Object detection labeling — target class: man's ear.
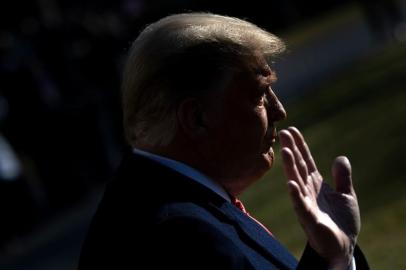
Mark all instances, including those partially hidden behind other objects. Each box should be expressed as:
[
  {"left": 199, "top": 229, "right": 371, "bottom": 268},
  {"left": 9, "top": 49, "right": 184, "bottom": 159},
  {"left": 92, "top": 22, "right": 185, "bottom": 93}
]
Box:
[{"left": 177, "top": 98, "right": 207, "bottom": 139}]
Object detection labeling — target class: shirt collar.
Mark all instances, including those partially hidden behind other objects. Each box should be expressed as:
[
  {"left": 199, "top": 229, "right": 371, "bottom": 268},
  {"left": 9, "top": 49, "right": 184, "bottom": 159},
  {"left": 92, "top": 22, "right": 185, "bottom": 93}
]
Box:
[{"left": 133, "top": 148, "right": 231, "bottom": 202}]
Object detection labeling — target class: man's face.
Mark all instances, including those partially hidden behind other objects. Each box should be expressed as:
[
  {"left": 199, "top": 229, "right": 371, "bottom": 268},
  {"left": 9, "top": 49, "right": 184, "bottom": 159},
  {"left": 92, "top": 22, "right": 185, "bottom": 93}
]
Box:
[{"left": 203, "top": 56, "right": 286, "bottom": 195}]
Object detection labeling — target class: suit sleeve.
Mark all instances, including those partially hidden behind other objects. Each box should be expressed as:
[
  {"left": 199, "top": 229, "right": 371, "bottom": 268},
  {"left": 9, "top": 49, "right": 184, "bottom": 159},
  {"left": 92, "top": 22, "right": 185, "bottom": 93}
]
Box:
[
  {"left": 150, "top": 216, "right": 255, "bottom": 270},
  {"left": 297, "top": 243, "right": 369, "bottom": 270}
]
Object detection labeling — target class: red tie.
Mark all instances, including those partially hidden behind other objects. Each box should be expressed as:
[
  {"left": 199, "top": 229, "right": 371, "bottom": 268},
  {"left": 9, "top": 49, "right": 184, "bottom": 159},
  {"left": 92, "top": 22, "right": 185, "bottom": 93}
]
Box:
[{"left": 231, "top": 197, "right": 273, "bottom": 236}]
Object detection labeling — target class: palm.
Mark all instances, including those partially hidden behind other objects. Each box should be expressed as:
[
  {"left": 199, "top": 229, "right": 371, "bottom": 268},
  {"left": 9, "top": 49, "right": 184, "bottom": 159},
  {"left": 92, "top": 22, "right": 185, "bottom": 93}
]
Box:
[{"left": 279, "top": 127, "right": 360, "bottom": 267}]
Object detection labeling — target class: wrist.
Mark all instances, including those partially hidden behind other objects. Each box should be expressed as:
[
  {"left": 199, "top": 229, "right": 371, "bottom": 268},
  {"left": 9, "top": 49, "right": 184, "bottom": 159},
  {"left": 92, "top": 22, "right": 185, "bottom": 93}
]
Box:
[
  {"left": 328, "top": 254, "right": 353, "bottom": 270},
  {"left": 328, "top": 235, "right": 357, "bottom": 270}
]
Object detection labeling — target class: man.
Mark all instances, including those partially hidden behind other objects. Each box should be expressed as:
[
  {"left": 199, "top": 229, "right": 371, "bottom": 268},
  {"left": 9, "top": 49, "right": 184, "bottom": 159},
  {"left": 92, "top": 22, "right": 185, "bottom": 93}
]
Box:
[{"left": 78, "top": 13, "right": 369, "bottom": 269}]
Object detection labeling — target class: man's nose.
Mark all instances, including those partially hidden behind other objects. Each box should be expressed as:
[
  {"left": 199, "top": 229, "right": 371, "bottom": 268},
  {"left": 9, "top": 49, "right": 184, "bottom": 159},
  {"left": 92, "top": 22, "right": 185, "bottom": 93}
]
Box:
[{"left": 267, "top": 88, "right": 287, "bottom": 121}]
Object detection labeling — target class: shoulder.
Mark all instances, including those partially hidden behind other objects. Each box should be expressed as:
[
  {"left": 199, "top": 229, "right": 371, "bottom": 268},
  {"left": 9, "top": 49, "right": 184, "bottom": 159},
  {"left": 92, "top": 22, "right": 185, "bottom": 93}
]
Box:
[{"left": 79, "top": 201, "right": 253, "bottom": 270}]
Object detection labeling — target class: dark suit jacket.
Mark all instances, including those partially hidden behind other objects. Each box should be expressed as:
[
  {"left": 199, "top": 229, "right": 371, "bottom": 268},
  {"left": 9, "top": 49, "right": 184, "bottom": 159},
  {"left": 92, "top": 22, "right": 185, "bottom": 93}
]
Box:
[{"left": 78, "top": 152, "right": 369, "bottom": 269}]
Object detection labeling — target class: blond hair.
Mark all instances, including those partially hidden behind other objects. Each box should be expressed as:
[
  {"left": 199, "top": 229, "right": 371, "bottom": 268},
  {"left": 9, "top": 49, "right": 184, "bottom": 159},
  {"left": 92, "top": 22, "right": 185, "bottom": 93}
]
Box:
[{"left": 122, "top": 13, "right": 285, "bottom": 146}]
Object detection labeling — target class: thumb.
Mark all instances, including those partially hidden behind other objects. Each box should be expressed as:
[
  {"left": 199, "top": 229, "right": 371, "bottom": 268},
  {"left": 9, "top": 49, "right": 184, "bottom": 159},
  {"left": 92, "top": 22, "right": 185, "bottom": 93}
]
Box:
[{"left": 332, "top": 156, "right": 353, "bottom": 194}]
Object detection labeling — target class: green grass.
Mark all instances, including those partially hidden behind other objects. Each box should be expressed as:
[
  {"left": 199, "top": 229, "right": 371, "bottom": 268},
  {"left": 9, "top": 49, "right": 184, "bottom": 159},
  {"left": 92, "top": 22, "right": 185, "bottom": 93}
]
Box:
[{"left": 241, "top": 43, "right": 406, "bottom": 269}]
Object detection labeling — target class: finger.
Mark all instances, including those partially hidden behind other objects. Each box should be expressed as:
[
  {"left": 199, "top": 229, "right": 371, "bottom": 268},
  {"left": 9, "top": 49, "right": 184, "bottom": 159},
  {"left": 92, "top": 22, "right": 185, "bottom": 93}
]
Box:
[
  {"left": 288, "top": 127, "right": 318, "bottom": 173},
  {"left": 332, "top": 156, "right": 353, "bottom": 195},
  {"left": 279, "top": 129, "right": 309, "bottom": 182},
  {"left": 280, "top": 147, "right": 307, "bottom": 196},
  {"left": 287, "top": 181, "right": 312, "bottom": 224}
]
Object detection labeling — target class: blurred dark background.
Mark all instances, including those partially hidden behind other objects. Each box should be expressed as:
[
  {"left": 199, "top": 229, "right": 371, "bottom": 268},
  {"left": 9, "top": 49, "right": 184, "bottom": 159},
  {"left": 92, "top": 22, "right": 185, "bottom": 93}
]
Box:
[{"left": 1, "top": 0, "right": 405, "bottom": 269}]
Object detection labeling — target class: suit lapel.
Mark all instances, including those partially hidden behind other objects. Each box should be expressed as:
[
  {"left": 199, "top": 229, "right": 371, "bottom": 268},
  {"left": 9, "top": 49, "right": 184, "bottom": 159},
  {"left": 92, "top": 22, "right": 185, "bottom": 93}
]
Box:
[{"left": 211, "top": 202, "right": 298, "bottom": 270}]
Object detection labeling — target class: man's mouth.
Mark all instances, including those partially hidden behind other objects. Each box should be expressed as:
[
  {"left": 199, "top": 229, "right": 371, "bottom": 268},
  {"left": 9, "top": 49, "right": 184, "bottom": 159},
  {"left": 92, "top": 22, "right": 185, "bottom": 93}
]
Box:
[
  {"left": 263, "top": 127, "right": 277, "bottom": 152},
  {"left": 269, "top": 126, "right": 278, "bottom": 143}
]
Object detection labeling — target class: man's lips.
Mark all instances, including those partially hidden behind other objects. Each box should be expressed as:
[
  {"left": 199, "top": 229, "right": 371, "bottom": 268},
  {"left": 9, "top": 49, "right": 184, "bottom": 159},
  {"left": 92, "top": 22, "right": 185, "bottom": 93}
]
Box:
[{"left": 263, "top": 127, "right": 277, "bottom": 152}]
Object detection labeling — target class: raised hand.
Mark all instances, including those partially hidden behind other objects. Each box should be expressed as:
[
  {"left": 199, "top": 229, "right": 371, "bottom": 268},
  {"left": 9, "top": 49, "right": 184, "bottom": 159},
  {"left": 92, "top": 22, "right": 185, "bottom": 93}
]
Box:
[{"left": 279, "top": 127, "right": 361, "bottom": 269}]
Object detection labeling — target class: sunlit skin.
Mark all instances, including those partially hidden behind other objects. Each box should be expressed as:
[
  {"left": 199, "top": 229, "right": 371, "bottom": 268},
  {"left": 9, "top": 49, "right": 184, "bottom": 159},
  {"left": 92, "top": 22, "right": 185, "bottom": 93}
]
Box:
[{"left": 279, "top": 127, "right": 360, "bottom": 269}]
